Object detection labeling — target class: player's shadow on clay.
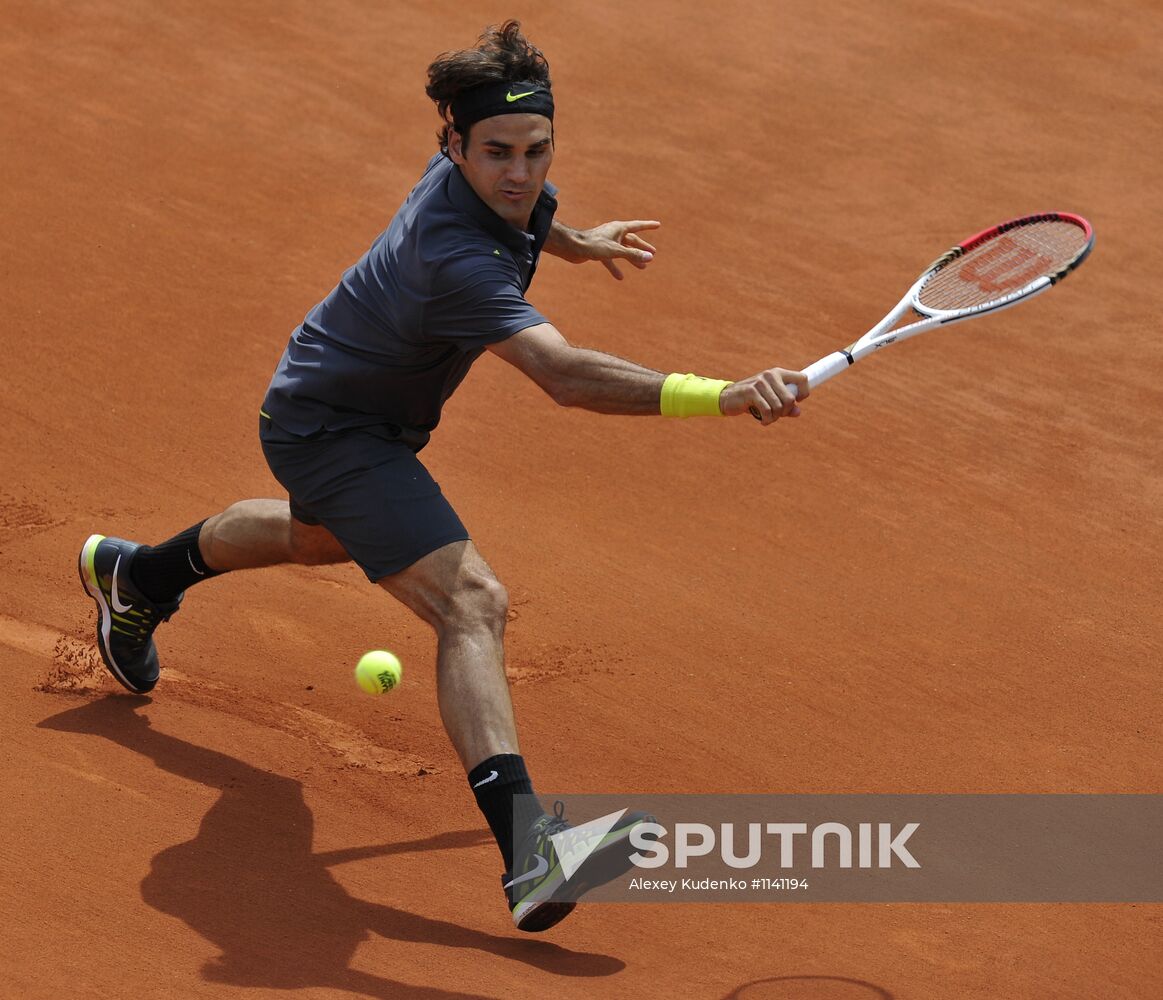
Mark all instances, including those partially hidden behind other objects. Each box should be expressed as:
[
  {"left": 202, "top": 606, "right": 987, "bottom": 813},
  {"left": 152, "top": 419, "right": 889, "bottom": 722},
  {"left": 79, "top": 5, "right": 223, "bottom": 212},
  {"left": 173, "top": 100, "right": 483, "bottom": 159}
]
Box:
[{"left": 39, "top": 697, "right": 624, "bottom": 1000}]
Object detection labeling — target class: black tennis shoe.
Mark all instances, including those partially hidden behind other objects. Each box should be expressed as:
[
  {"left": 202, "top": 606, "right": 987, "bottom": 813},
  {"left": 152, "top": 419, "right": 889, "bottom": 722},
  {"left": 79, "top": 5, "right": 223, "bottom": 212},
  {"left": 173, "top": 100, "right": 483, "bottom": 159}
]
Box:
[
  {"left": 502, "top": 800, "right": 655, "bottom": 932},
  {"left": 78, "top": 534, "right": 182, "bottom": 694}
]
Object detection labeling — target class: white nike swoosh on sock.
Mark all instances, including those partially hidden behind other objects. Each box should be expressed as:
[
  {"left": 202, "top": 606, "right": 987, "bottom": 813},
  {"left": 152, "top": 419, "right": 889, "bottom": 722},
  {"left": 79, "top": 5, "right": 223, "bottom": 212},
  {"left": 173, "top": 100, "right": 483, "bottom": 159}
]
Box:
[
  {"left": 472, "top": 769, "right": 500, "bottom": 789},
  {"left": 187, "top": 550, "right": 205, "bottom": 576}
]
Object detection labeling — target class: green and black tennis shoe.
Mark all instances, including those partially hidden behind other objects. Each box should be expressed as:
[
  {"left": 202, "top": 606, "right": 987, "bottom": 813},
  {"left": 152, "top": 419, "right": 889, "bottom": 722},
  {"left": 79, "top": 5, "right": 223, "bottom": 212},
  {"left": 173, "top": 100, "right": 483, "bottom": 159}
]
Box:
[
  {"left": 503, "top": 800, "right": 655, "bottom": 932},
  {"left": 78, "top": 534, "right": 182, "bottom": 694}
]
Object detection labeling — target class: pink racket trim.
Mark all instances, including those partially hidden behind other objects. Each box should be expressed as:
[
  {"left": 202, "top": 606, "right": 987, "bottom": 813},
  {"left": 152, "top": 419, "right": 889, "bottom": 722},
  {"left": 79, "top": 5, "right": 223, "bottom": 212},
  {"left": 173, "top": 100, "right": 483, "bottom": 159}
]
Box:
[
  {"left": 920, "top": 213, "right": 1095, "bottom": 291},
  {"left": 958, "top": 212, "right": 1093, "bottom": 253}
]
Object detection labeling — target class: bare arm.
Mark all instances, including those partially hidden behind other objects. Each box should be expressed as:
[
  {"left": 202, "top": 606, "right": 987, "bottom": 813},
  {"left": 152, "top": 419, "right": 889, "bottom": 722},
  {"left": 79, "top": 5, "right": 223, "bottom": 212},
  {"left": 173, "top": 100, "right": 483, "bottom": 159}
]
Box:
[
  {"left": 544, "top": 219, "right": 660, "bottom": 280},
  {"left": 488, "top": 323, "right": 666, "bottom": 413},
  {"left": 487, "top": 323, "right": 809, "bottom": 423}
]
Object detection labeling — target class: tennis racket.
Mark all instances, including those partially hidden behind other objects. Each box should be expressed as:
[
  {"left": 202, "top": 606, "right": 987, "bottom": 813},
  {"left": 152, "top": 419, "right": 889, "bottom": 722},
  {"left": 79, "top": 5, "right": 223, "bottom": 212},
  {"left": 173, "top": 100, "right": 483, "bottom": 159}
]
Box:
[{"left": 755, "top": 212, "right": 1094, "bottom": 414}]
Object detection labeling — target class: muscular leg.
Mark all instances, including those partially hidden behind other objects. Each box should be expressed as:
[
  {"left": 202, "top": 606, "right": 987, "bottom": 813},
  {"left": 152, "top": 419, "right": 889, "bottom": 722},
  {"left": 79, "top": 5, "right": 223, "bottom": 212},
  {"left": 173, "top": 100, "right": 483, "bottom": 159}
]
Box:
[
  {"left": 377, "top": 540, "right": 516, "bottom": 771},
  {"left": 201, "top": 507, "right": 517, "bottom": 768},
  {"left": 198, "top": 499, "right": 349, "bottom": 571}
]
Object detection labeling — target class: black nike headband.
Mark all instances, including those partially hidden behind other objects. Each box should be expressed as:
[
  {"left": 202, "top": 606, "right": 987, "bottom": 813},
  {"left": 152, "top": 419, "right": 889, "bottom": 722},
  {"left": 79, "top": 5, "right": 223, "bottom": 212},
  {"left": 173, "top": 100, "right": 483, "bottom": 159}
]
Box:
[{"left": 450, "top": 81, "right": 554, "bottom": 131}]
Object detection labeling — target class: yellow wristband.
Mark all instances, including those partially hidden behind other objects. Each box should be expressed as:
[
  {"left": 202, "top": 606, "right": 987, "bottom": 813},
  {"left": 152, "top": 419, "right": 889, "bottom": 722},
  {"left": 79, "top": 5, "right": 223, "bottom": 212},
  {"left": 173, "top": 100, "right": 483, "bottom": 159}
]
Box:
[{"left": 660, "top": 373, "right": 732, "bottom": 417}]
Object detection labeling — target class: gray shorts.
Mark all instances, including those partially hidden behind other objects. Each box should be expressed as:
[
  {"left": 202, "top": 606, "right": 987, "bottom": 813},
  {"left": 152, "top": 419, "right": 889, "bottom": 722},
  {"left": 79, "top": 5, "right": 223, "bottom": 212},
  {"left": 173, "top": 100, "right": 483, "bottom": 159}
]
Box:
[{"left": 259, "top": 415, "right": 469, "bottom": 581}]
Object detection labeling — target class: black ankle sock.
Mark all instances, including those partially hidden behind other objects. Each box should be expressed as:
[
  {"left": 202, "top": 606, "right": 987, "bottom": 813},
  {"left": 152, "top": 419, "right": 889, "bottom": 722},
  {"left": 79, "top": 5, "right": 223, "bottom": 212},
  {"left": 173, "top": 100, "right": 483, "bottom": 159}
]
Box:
[
  {"left": 468, "top": 754, "right": 542, "bottom": 871},
  {"left": 130, "top": 521, "right": 222, "bottom": 603}
]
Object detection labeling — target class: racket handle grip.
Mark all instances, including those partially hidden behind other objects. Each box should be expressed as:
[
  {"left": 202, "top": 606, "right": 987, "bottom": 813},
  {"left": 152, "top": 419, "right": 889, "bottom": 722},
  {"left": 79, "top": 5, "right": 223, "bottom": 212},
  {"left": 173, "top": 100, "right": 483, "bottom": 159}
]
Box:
[
  {"left": 748, "top": 351, "right": 852, "bottom": 419},
  {"left": 801, "top": 351, "right": 853, "bottom": 389}
]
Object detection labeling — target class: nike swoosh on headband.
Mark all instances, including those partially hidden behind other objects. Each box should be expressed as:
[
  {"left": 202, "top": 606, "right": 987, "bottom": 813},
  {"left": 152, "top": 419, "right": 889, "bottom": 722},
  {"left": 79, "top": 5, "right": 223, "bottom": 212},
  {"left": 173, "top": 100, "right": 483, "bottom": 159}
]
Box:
[{"left": 505, "top": 89, "right": 537, "bottom": 102}]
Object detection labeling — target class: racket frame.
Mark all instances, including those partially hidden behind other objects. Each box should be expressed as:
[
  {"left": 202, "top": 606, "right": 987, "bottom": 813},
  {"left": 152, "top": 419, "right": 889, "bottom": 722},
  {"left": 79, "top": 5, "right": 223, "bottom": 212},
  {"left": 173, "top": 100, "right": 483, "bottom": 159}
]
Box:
[{"left": 792, "top": 212, "right": 1094, "bottom": 396}]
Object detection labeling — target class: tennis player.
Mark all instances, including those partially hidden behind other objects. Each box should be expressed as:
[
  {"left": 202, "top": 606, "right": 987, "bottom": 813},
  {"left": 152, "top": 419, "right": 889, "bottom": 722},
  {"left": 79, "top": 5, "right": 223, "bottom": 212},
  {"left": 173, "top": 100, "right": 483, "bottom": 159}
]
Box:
[{"left": 78, "top": 20, "right": 808, "bottom": 932}]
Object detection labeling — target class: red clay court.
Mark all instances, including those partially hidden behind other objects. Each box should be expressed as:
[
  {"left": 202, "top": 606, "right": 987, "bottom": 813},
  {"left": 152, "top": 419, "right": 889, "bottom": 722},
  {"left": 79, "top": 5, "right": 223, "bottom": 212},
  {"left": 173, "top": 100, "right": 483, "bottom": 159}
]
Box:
[{"left": 2, "top": 2, "right": 1159, "bottom": 998}]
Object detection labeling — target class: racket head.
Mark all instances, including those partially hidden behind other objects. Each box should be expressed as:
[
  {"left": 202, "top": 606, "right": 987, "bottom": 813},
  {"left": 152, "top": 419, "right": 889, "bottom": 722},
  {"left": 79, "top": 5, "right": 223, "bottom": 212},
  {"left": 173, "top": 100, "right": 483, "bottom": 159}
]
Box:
[{"left": 913, "top": 213, "right": 1094, "bottom": 317}]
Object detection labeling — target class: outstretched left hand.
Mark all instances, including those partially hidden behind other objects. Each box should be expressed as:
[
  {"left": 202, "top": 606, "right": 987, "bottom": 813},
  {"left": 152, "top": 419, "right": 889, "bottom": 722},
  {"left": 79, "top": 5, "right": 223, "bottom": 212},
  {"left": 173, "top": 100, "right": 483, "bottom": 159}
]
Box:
[{"left": 550, "top": 220, "right": 660, "bottom": 280}]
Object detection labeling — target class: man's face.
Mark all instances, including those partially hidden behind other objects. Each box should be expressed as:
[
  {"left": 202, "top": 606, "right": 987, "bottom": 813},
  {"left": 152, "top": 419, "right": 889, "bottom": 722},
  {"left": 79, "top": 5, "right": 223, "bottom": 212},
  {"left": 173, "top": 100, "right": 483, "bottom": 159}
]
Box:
[{"left": 448, "top": 113, "right": 554, "bottom": 230}]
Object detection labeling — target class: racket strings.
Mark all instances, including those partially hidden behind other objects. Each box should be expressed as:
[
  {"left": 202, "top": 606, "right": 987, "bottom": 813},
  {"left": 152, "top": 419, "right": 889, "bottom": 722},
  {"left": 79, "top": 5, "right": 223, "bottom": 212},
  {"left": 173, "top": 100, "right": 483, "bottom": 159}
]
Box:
[{"left": 917, "top": 220, "right": 1089, "bottom": 312}]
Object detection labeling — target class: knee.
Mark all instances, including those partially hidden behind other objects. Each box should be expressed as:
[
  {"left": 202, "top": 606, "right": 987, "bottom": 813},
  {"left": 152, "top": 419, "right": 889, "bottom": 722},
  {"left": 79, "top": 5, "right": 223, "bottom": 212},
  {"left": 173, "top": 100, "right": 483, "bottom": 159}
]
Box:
[{"left": 440, "top": 570, "right": 509, "bottom": 635}]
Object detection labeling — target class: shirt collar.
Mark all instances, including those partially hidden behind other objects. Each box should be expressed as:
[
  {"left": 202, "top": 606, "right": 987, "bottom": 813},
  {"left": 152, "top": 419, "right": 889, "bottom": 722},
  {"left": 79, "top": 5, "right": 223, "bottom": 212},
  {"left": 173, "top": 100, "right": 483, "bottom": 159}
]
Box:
[{"left": 446, "top": 159, "right": 558, "bottom": 258}]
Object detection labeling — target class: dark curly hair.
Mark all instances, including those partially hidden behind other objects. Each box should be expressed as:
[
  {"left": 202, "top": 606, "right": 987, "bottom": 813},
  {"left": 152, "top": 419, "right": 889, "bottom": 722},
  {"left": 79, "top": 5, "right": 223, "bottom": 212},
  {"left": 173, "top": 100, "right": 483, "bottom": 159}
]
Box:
[{"left": 425, "top": 20, "right": 552, "bottom": 152}]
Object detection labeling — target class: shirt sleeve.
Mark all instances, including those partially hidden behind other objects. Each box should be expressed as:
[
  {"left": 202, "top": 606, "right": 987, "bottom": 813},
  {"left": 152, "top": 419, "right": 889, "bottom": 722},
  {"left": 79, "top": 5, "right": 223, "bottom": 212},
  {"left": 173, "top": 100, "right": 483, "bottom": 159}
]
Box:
[{"left": 423, "top": 249, "right": 548, "bottom": 352}]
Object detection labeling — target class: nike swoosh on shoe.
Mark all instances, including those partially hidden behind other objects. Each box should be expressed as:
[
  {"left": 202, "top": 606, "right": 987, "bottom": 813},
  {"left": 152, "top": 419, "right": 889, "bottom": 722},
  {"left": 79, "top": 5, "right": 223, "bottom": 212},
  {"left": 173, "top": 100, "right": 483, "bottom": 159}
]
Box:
[{"left": 110, "top": 554, "right": 134, "bottom": 613}]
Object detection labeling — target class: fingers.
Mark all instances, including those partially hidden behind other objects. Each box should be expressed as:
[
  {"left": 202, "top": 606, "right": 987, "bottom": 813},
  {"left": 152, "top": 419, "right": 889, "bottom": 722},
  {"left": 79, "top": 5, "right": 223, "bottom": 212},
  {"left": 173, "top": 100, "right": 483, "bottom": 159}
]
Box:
[
  {"left": 736, "top": 370, "right": 806, "bottom": 426},
  {"left": 598, "top": 225, "right": 653, "bottom": 278},
  {"left": 623, "top": 232, "right": 657, "bottom": 260},
  {"left": 621, "top": 220, "right": 661, "bottom": 235},
  {"left": 783, "top": 369, "right": 810, "bottom": 401},
  {"left": 747, "top": 396, "right": 795, "bottom": 426},
  {"left": 754, "top": 393, "right": 799, "bottom": 424},
  {"left": 735, "top": 384, "right": 786, "bottom": 426},
  {"left": 614, "top": 231, "right": 654, "bottom": 270},
  {"left": 763, "top": 369, "right": 801, "bottom": 418},
  {"left": 596, "top": 221, "right": 659, "bottom": 272},
  {"left": 623, "top": 229, "right": 658, "bottom": 253}
]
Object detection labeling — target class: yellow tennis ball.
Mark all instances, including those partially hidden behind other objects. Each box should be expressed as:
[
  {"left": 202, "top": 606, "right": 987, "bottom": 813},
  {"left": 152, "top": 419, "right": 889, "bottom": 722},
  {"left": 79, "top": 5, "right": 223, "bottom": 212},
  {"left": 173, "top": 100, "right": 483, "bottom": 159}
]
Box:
[{"left": 354, "top": 650, "right": 402, "bottom": 695}]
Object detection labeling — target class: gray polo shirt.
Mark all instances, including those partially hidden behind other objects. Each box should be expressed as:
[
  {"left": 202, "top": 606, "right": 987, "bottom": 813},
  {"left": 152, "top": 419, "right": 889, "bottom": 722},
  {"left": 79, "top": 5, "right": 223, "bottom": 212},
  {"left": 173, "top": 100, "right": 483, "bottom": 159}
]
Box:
[{"left": 263, "top": 153, "right": 558, "bottom": 450}]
